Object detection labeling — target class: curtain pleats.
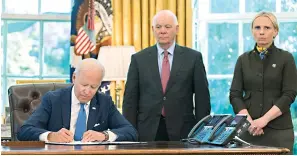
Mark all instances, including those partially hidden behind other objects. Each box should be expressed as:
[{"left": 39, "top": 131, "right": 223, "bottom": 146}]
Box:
[{"left": 112, "top": 0, "right": 192, "bottom": 51}]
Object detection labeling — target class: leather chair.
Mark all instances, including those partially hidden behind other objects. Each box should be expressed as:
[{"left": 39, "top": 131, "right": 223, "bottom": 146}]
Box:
[{"left": 8, "top": 83, "right": 71, "bottom": 141}]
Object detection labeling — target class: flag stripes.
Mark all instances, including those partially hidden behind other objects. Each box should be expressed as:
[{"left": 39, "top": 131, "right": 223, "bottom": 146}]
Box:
[{"left": 75, "top": 27, "right": 96, "bottom": 55}]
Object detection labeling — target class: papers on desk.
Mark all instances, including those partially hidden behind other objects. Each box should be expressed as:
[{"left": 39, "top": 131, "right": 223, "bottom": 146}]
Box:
[{"left": 45, "top": 141, "right": 146, "bottom": 145}]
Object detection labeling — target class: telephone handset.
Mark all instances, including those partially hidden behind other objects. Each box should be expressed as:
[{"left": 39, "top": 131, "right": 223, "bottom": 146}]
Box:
[
  {"left": 208, "top": 115, "right": 233, "bottom": 142},
  {"left": 187, "top": 114, "right": 232, "bottom": 143},
  {"left": 186, "top": 114, "right": 250, "bottom": 146},
  {"left": 207, "top": 114, "right": 250, "bottom": 145},
  {"left": 187, "top": 115, "right": 212, "bottom": 138}
]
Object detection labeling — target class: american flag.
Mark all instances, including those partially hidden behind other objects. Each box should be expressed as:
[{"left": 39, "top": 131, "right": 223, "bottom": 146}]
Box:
[
  {"left": 70, "top": 0, "right": 113, "bottom": 82},
  {"left": 74, "top": 0, "right": 96, "bottom": 55},
  {"left": 74, "top": 25, "right": 96, "bottom": 55}
]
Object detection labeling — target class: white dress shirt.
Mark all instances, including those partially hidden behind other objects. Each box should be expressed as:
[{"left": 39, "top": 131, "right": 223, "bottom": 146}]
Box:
[
  {"left": 39, "top": 87, "right": 117, "bottom": 142},
  {"left": 157, "top": 41, "right": 175, "bottom": 75}
]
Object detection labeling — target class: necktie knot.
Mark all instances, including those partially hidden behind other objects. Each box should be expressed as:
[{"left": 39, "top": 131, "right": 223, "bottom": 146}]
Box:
[
  {"left": 163, "top": 51, "right": 169, "bottom": 63},
  {"left": 80, "top": 103, "right": 85, "bottom": 110},
  {"left": 164, "top": 50, "right": 168, "bottom": 57}
]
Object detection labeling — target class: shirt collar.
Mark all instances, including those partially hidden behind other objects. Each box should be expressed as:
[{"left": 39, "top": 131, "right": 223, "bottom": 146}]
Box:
[
  {"left": 71, "top": 86, "right": 90, "bottom": 105},
  {"left": 157, "top": 41, "right": 176, "bottom": 56}
]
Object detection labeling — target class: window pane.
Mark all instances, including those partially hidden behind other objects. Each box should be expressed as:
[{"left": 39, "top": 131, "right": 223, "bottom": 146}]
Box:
[
  {"left": 6, "top": 21, "right": 40, "bottom": 76},
  {"left": 4, "top": 0, "right": 38, "bottom": 14},
  {"left": 193, "top": 22, "right": 199, "bottom": 50},
  {"left": 208, "top": 23, "right": 238, "bottom": 74},
  {"left": 1, "top": 21, "right": 4, "bottom": 43},
  {"left": 1, "top": 21, "right": 4, "bottom": 60},
  {"left": 278, "top": 22, "right": 297, "bottom": 65},
  {"left": 1, "top": 21, "right": 4, "bottom": 115},
  {"left": 43, "top": 22, "right": 71, "bottom": 76},
  {"left": 291, "top": 101, "right": 297, "bottom": 131},
  {"left": 209, "top": 79, "right": 234, "bottom": 114},
  {"left": 243, "top": 23, "right": 255, "bottom": 52},
  {"left": 41, "top": 0, "right": 72, "bottom": 14},
  {"left": 0, "top": 77, "right": 3, "bottom": 112},
  {"left": 292, "top": 101, "right": 297, "bottom": 154},
  {"left": 292, "top": 101, "right": 297, "bottom": 155},
  {"left": 246, "top": 0, "right": 276, "bottom": 12},
  {"left": 210, "top": 0, "right": 239, "bottom": 13},
  {"left": 281, "top": 0, "right": 297, "bottom": 12}
]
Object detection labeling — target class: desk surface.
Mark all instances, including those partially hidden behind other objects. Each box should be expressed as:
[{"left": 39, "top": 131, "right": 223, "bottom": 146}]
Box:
[{"left": 1, "top": 141, "right": 289, "bottom": 155}]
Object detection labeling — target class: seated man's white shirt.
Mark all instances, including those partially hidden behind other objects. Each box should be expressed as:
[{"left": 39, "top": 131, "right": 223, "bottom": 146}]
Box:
[{"left": 39, "top": 87, "right": 117, "bottom": 141}]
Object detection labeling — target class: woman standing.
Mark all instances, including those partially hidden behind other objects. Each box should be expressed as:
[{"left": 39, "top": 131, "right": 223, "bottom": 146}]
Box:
[{"left": 229, "top": 12, "right": 297, "bottom": 154}]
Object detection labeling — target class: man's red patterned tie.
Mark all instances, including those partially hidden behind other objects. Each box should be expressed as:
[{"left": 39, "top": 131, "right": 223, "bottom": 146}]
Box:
[{"left": 161, "top": 50, "right": 170, "bottom": 116}]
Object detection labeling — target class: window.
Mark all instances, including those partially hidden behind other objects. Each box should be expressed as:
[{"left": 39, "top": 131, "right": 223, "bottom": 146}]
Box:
[
  {"left": 1, "top": 0, "right": 72, "bottom": 114},
  {"left": 193, "top": 0, "right": 297, "bottom": 152}
]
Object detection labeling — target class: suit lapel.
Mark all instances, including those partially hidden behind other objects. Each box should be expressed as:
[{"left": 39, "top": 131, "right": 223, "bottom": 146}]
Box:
[
  {"left": 149, "top": 45, "right": 163, "bottom": 93},
  {"left": 61, "top": 86, "right": 72, "bottom": 129},
  {"left": 166, "top": 44, "right": 184, "bottom": 93},
  {"left": 87, "top": 96, "right": 100, "bottom": 130}
]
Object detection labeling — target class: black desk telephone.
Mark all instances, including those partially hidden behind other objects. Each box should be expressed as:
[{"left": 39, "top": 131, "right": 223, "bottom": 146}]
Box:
[{"left": 187, "top": 114, "right": 250, "bottom": 146}]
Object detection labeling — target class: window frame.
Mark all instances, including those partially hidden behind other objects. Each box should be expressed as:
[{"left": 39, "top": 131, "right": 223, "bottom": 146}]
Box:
[
  {"left": 194, "top": 0, "right": 297, "bottom": 79},
  {"left": 1, "top": 0, "right": 72, "bottom": 114}
]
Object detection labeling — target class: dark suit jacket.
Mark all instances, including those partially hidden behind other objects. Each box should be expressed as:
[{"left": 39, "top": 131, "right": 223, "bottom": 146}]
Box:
[
  {"left": 17, "top": 86, "right": 137, "bottom": 141},
  {"left": 230, "top": 43, "right": 297, "bottom": 129},
  {"left": 123, "top": 44, "right": 210, "bottom": 141}
]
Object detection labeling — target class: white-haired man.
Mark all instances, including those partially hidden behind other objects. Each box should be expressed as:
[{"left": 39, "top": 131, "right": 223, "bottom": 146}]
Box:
[
  {"left": 123, "top": 10, "right": 210, "bottom": 141},
  {"left": 18, "top": 58, "right": 137, "bottom": 142}
]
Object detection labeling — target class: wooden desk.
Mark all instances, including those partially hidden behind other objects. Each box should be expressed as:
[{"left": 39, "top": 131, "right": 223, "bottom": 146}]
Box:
[{"left": 1, "top": 141, "right": 289, "bottom": 155}]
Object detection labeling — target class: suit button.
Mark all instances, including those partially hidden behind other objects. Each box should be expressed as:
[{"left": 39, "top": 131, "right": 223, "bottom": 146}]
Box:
[
  {"left": 259, "top": 89, "right": 263, "bottom": 92},
  {"left": 259, "top": 103, "right": 263, "bottom": 107},
  {"left": 163, "top": 97, "right": 166, "bottom": 100}
]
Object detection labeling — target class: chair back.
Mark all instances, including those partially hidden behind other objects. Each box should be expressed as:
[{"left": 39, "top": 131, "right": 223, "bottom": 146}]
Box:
[{"left": 8, "top": 83, "right": 71, "bottom": 140}]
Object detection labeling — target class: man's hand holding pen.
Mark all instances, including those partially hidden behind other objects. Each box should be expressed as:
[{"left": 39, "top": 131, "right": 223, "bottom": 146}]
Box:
[
  {"left": 47, "top": 128, "right": 107, "bottom": 143},
  {"left": 48, "top": 128, "right": 74, "bottom": 143}
]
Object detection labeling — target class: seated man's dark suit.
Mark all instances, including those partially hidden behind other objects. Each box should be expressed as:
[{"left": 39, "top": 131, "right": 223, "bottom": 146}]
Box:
[{"left": 17, "top": 85, "right": 137, "bottom": 141}]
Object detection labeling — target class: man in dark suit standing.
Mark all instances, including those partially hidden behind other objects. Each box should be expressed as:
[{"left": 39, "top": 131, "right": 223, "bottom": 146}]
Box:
[
  {"left": 123, "top": 10, "right": 210, "bottom": 141},
  {"left": 18, "top": 58, "right": 137, "bottom": 142}
]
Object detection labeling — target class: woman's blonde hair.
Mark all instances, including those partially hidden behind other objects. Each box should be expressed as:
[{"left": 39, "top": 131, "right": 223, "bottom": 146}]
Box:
[{"left": 251, "top": 12, "right": 279, "bottom": 32}]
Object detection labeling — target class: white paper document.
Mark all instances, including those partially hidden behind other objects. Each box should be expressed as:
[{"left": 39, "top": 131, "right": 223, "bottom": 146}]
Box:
[{"left": 45, "top": 141, "right": 146, "bottom": 145}]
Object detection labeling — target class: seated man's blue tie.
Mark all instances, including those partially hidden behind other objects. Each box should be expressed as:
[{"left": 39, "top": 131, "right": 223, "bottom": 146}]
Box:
[{"left": 74, "top": 103, "right": 87, "bottom": 141}]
